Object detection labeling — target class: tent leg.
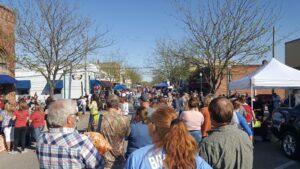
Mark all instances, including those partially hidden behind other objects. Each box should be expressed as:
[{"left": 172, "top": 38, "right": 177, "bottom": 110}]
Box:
[
  {"left": 289, "top": 89, "right": 291, "bottom": 108},
  {"left": 251, "top": 85, "right": 254, "bottom": 109}
]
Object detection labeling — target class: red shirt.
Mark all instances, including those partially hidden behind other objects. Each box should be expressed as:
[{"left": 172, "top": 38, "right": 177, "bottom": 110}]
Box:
[
  {"left": 0, "top": 99, "right": 4, "bottom": 109},
  {"left": 243, "top": 105, "right": 253, "bottom": 124},
  {"left": 30, "top": 111, "right": 45, "bottom": 128},
  {"left": 14, "top": 110, "right": 29, "bottom": 128}
]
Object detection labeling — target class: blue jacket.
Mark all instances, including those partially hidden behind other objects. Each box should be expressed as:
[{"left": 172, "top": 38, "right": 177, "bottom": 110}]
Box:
[
  {"left": 126, "top": 122, "right": 152, "bottom": 158},
  {"left": 236, "top": 112, "right": 253, "bottom": 136}
]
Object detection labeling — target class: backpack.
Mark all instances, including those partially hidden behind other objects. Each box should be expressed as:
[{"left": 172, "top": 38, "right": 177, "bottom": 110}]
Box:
[{"left": 243, "top": 105, "right": 253, "bottom": 124}]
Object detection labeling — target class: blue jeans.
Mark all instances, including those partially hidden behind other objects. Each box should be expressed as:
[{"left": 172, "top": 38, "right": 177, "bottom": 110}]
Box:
[
  {"left": 34, "top": 126, "right": 44, "bottom": 141},
  {"left": 189, "top": 130, "right": 202, "bottom": 146}
]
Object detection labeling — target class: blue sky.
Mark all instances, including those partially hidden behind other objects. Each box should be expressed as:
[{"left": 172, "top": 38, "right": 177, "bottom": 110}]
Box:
[
  {"left": 76, "top": 0, "right": 185, "bottom": 81},
  {"left": 2, "top": 0, "right": 300, "bottom": 81},
  {"left": 74, "top": 0, "right": 300, "bottom": 81}
]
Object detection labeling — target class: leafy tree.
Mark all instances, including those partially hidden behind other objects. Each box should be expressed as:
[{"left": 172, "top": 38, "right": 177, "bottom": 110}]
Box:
[
  {"left": 124, "top": 69, "right": 142, "bottom": 86},
  {"left": 151, "top": 39, "right": 192, "bottom": 88},
  {"left": 97, "top": 61, "right": 122, "bottom": 83}
]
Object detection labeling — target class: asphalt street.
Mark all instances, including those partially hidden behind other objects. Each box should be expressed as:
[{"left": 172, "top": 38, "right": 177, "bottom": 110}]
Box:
[{"left": 0, "top": 113, "right": 299, "bottom": 169}]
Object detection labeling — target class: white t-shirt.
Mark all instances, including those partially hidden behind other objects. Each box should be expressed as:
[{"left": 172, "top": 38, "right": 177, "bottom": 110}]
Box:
[{"left": 121, "top": 102, "right": 129, "bottom": 115}]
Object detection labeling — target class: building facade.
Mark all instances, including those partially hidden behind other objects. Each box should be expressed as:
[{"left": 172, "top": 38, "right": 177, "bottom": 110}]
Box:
[
  {"left": 189, "top": 64, "right": 285, "bottom": 99},
  {"left": 15, "top": 63, "right": 122, "bottom": 102},
  {"left": 0, "top": 5, "right": 16, "bottom": 105},
  {"left": 285, "top": 38, "right": 300, "bottom": 69},
  {"left": 216, "top": 65, "right": 285, "bottom": 98},
  {"left": 15, "top": 64, "right": 100, "bottom": 101}
]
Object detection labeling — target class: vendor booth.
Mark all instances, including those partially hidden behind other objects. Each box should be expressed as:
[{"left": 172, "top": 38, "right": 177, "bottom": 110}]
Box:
[{"left": 229, "top": 58, "right": 300, "bottom": 107}]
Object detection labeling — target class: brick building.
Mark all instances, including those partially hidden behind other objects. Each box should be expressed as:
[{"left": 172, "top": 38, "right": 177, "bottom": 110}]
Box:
[
  {"left": 189, "top": 64, "right": 285, "bottom": 99},
  {"left": 216, "top": 64, "right": 285, "bottom": 99},
  {"left": 0, "top": 5, "right": 16, "bottom": 105}
]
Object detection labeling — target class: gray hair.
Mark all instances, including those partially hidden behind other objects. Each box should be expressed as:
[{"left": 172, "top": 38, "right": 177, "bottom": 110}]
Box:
[{"left": 47, "top": 100, "right": 77, "bottom": 127}]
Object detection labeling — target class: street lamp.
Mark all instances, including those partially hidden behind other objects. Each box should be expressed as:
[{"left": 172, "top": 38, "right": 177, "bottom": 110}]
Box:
[
  {"left": 227, "top": 65, "right": 232, "bottom": 96},
  {"left": 200, "top": 72, "right": 203, "bottom": 93}
]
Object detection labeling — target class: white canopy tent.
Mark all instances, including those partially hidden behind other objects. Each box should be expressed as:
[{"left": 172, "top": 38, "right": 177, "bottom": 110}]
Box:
[{"left": 229, "top": 58, "right": 300, "bottom": 107}]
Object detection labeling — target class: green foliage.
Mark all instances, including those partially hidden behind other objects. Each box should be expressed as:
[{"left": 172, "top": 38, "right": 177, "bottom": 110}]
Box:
[
  {"left": 97, "top": 62, "right": 121, "bottom": 82},
  {"left": 151, "top": 39, "right": 192, "bottom": 88},
  {"left": 124, "top": 69, "right": 142, "bottom": 85}
]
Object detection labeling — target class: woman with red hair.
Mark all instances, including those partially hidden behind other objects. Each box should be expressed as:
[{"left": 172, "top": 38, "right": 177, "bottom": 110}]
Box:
[{"left": 126, "top": 105, "right": 211, "bottom": 169}]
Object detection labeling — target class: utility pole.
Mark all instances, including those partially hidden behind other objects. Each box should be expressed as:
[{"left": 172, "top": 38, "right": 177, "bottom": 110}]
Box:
[
  {"left": 69, "top": 64, "right": 72, "bottom": 99},
  {"left": 84, "top": 36, "right": 89, "bottom": 96},
  {"left": 84, "top": 52, "right": 87, "bottom": 95},
  {"left": 272, "top": 26, "right": 275, "bottom": 94},
  {"left": 272, "top": 26, "right": 275, "bottom": 58},
  {"left": 63, "top": 70, "right": 66, "bottom": 99}
]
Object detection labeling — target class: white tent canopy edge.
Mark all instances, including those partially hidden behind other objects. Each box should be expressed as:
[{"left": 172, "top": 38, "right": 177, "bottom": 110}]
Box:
[{"left": 229, "top": 58, "right": 300, "bottom": 108}]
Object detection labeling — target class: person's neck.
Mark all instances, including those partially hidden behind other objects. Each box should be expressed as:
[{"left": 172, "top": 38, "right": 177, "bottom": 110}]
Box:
[
  {"left": 190, "top": 107, "right": 198, "bottom": 111},
  {"left": 214, "top": 123, "right": 229, "bottom": 128},
  {"left": 108, "top": 108, "right": 119, "bottom": 114}
]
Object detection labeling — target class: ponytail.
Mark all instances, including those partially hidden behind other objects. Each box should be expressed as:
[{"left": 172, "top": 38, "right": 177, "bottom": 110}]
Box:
[
  {"left": 158, "top": 119, "right": 197, "bottom": 169},
  {"left": 151, "top": 106, "right": 198, "bottom": 169}
]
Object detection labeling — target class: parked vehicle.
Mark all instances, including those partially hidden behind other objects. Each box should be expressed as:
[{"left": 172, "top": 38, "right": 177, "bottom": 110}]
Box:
[{"left": 271, "top": 105, "right": 300, "bottom": 159}]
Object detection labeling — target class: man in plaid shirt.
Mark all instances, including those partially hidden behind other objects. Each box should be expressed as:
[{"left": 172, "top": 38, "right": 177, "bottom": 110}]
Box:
[{"left": 36, "top": 100, "right": 104, "bottom": 169}]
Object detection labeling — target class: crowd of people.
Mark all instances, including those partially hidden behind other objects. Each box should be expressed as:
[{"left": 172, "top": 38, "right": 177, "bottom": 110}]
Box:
[{"left": 0, "top": 87, "right": 287, "bottom": 169}]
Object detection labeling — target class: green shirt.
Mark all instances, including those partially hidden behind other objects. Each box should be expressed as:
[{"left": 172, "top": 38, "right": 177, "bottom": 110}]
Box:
[{"left": 199, "top": 125, "right": 253, "bottom": 169}]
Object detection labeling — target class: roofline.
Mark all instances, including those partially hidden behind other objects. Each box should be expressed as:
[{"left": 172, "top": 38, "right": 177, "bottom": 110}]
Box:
[{"left": 285, "top": 38, "right": 300, "bottom": 45}]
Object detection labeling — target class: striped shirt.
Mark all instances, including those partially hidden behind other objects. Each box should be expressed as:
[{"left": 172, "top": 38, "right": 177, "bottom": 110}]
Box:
[{"left": 37, "top": 128, "right": 104, "bottom": 169}]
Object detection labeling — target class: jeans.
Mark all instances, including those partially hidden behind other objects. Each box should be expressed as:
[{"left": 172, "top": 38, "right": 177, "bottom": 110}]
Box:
[
  {"left": 14, "top": 127, "right": 27, "bottom": 151},
  {"left": 189, "top": 130, "right": 202, "bottom": 146},
  {"left": 33, "top": 126, "right": 44, "bottom": 141}
]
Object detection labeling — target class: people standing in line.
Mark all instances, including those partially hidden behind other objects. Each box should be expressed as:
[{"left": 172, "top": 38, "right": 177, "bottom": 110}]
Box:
[
  {"left": 126, "top": 105, "right": 212, "bottom": 169},
  {"left": 36, "top": 100, "right": 104, "bottom": 168},
  {"left": 201, "top": 94, "right": 214, "bottom": 138},
  {"left": 231, "top": 99, "right": 253, "bottom": 141},
  {"left": 199, "top": 97, "right": 253, "bottom": 169},
  {"left": 126, "top": 106, "right": 152, "bottom": 159},
  {"left": 11, "top": 101, "right": 29, "bottom": 154},
  {"left": 29, "top": 104, "right": 45, "bottom": 142},
  {"left": 240, "top": 95, "right": 256, "bottom": 129},
  {"left": 180, "top": 98, "right": 204, "bottom": 145},
  {"left": 98, "top": 94, "right": 130, "bottom": 169},
  {"left": 0, "top": 103, "right": 15, "bottom": 152}
]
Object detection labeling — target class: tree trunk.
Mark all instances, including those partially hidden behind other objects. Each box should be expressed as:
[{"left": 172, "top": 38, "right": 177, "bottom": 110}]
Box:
[{"left": 49, "top": 86, "right": 55, "bottom": 98}]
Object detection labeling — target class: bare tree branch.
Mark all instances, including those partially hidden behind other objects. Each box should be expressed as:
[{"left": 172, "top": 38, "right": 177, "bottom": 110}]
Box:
[{"left": 14, "top": 0, "right": 111, "bottom": 96}]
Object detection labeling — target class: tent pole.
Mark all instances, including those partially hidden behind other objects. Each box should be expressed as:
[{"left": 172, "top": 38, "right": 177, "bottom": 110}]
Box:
[
  {"left": 289, "top": 89, "right": 291, "bottom": 108},
  {"left": 251, "top": 85, "right": 254, "bottom": 109}
]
